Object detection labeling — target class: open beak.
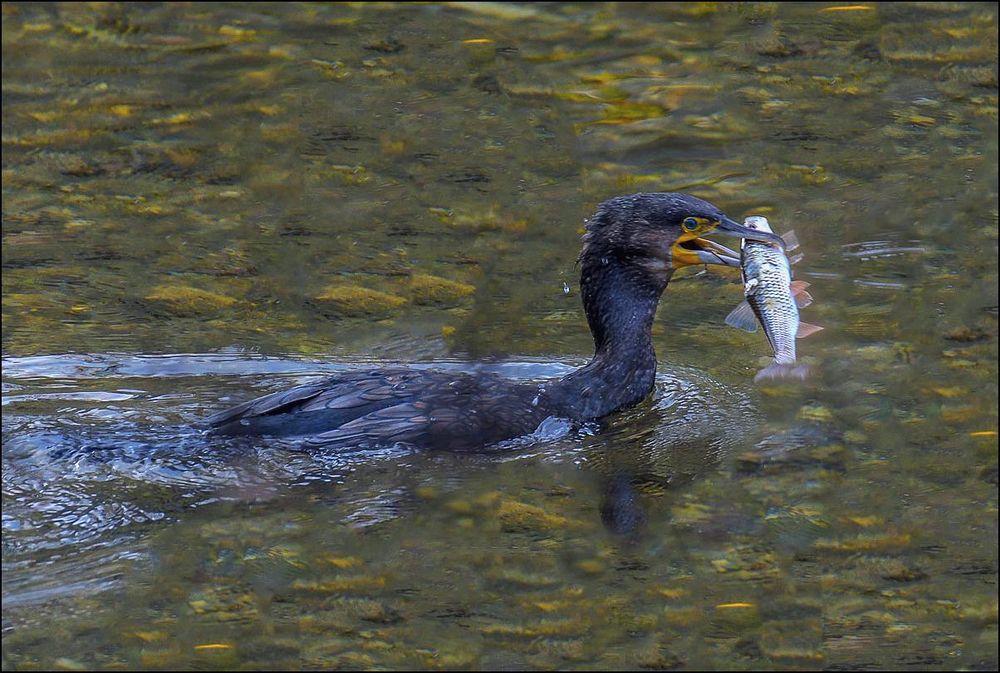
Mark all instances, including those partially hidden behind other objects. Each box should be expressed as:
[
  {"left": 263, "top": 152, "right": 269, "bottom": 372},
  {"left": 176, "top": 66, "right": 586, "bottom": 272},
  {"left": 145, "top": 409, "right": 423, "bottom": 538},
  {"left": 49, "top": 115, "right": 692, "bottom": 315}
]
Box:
[{"left": 670, "top": 215, "right": 786, "bottom": 268}]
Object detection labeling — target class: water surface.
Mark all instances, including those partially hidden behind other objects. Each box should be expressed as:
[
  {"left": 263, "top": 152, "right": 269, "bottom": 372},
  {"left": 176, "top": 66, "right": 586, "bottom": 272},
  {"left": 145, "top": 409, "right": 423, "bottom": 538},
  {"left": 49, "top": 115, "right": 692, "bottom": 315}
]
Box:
[{"left": 3, "top": 2, "right": 997, "bottom": 670}]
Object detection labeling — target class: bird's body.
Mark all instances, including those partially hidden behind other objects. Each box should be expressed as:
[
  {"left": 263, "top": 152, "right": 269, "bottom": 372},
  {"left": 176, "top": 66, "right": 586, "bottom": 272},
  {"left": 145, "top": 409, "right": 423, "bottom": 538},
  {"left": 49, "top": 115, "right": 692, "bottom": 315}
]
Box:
[
  {"left": 209, "top": 367, "right": 552, "bottom": 451},
  {"left": 206, "top": 193, "right": 785, "bottom": 450}
]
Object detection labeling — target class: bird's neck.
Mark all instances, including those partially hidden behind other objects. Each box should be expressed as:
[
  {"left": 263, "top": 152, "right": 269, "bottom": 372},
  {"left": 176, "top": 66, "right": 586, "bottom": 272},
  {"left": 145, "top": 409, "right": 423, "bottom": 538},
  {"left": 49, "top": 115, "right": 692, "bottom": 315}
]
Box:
[{"left": 546, "top": 253, "right": 670, "bottom": 420}]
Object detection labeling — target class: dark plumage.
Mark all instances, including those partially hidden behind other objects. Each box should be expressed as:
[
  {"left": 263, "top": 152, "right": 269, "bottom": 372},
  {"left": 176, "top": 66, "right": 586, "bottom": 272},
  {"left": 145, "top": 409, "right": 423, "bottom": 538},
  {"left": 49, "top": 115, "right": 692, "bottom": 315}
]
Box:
[{"left": 206, "top": 193, "right": 784, "bottom": 451}]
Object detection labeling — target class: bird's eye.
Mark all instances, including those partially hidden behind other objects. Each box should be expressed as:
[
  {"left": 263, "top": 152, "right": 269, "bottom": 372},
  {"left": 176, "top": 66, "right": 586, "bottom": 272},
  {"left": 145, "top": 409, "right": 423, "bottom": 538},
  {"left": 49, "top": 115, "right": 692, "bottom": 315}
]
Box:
[{"left": 682, "top": 217, "right": 699, "bottom": 232}]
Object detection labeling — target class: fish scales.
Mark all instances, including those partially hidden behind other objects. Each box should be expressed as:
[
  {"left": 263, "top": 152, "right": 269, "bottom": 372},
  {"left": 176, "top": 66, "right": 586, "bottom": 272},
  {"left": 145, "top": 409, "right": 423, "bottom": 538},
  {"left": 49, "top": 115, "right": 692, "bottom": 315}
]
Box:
[
  {"left": 744, "top": 230, "right": 798, "bottom": 365},
  {"left": 725, "top": 216, "right": 821, "bottom": 381}
]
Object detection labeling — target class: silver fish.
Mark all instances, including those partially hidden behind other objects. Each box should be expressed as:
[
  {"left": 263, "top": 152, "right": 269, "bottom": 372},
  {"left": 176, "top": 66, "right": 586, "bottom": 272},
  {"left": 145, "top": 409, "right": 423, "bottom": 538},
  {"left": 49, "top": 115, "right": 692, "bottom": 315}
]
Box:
[{"left": 725, "top": 216, "right": 822, "bottom": 382}]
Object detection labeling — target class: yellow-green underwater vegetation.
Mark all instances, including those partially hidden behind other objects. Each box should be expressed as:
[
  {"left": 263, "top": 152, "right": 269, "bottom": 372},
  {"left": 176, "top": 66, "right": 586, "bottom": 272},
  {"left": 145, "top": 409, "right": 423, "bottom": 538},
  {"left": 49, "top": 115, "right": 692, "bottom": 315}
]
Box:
[{"left": 2, "top": 2, "right": 997, "bottom": 670}]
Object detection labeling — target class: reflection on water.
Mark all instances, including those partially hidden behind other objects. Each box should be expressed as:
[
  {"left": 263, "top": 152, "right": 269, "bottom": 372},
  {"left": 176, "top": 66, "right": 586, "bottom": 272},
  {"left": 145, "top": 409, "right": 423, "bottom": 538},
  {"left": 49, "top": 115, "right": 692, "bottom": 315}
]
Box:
[
  {"left": 2, "top": 353, "right": 753, "bottom": 587},
  {"left": 2, "top": 1, "right": 997, "bottom": 670}
]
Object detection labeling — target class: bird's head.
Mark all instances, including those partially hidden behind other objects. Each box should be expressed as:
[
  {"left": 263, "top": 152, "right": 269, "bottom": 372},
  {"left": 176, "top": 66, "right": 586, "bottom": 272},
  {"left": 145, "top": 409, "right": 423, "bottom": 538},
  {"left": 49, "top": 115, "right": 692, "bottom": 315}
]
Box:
[{"left": 580, "top": 192, "right": 785, "bottom": 286}]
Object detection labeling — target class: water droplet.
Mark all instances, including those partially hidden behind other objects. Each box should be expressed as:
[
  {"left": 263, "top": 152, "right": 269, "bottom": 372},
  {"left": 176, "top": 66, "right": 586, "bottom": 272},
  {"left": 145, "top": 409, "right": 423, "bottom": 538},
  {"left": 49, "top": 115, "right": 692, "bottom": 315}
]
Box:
[{"left": 562, "top": 282, "right": 571, "bottom": 295}]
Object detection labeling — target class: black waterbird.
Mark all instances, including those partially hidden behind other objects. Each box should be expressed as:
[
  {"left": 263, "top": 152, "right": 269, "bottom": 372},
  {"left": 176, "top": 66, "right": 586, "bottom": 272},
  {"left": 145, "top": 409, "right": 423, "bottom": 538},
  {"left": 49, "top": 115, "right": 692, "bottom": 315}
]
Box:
[{"left": 206, "top": 193, "right": 784, "bottom": 451}]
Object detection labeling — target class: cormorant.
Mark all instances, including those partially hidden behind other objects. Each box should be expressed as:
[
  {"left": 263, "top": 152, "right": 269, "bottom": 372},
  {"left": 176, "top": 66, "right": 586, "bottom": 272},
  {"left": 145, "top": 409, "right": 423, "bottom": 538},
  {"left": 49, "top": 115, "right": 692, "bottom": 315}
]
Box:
[{"left": 206, "top": 193, "right": 783, "bottom": 451}]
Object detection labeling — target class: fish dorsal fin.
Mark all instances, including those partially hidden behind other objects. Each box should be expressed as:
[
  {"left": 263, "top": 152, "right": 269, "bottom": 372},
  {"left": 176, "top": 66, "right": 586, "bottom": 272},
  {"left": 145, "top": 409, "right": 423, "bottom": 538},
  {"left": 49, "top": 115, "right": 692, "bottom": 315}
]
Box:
[
  {"left": 725, "top": 300, "right": 759, "bottom": 333},
  {"left": 790, "top": 280, "right": 813, "bottom": 308},
  {"left": 796, "top": 322, "right": 823, "bottom": 338},
  {"left": 781, "top": 230, "right": 800, "bottom": 251}
]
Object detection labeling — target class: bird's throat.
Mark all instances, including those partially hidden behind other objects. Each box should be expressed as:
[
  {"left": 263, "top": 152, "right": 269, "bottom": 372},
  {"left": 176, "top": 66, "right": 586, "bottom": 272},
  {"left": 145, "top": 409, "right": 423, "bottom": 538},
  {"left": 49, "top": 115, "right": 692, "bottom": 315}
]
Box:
[
  {"left": 545, "top": 254, "right": 668, "bottom": 420},
  {"left": 579, "top": 253, "right": 668, "bottom": 357}
]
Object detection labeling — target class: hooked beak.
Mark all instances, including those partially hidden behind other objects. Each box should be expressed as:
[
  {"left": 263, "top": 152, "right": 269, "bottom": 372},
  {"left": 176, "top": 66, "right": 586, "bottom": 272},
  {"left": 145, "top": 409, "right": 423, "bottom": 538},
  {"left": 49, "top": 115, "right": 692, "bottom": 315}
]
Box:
[{"left": 670, "top": 215, "right": 787, "bottom": 268}]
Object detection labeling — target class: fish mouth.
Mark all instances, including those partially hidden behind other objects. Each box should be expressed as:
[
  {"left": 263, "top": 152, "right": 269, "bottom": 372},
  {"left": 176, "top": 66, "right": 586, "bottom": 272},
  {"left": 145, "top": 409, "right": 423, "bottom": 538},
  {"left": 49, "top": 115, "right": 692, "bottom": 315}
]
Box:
[{"left": 713, "top": 215, "right": 786, "bottom": 249}]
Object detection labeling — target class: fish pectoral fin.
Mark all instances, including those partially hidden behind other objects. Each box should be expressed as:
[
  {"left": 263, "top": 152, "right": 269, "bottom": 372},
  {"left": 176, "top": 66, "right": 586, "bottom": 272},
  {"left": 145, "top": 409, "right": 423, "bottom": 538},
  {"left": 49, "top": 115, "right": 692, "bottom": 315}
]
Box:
[
  {"left": 796, "top": 321, "right": 824, "bottom": 338},
  {"left": 725, "top": 300, "right": 759, "bottom": 332},
  {"left": 787, "top": 252, "right": 804, "bottom": 266},
  {"left": 781, "top": 230, "right": 800, "bottom": 251},
  {"left": 790, "top": 280, "right": 813, "bottom": 308}
]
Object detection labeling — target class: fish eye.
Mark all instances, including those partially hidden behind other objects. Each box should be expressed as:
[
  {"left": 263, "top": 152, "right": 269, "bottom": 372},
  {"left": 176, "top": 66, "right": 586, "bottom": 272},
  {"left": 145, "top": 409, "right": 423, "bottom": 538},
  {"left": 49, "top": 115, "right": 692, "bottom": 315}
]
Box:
[{"left": 682, "top": 217, "right": 699, "bottom": 232}]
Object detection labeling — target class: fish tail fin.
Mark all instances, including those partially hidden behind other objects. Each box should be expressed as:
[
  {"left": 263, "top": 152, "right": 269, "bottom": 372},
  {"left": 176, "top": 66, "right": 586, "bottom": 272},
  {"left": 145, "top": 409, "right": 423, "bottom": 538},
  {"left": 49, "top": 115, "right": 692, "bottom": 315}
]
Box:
[
  {"left": 725, "top": 300, "right": 759, "bottom": 332},
  {"left": 796, "top": 322, "right": 823, "bottom": 338},
  {"left": 754, "top": 361, "right": 810, "bottom": 383}
]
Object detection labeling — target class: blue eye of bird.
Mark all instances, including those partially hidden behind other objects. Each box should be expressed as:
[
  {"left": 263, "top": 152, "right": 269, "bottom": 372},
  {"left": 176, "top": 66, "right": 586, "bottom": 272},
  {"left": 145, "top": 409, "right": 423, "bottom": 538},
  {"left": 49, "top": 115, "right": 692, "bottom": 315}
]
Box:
[{"left": 682, "top": 217, "right": 699, "bottom": 231}]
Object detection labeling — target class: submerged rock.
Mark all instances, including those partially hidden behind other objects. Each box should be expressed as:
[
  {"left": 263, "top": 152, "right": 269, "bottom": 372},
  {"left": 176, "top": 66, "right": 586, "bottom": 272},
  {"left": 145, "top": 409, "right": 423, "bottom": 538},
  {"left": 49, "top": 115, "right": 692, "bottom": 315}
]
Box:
[
  {"left": 495, "top": 498, "right": 585, "bottom": 533},
  {"left": 480, "top": 617, "right": 586, "bottom": 639},
  {"left": 290, "top": 574, "right": 387, "bottom": 594},
  {"left": 410, "top": 274, "right": 475, "bottom": 305},
  {"left": 314, "top": 285, "right": 407, "bottom": 317},
  {"left": 144, "top": 284, "right": 237, "bottom": 316}
]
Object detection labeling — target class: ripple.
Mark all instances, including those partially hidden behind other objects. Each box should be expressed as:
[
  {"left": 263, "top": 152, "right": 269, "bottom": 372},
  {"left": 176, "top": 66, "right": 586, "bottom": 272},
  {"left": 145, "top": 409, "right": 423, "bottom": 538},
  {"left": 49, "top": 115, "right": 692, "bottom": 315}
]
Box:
[
  {"left": 3, "top": 352, "right": 757, "bottom": 609},
  {"left": 1, "top": 351, "right": 577, "bottom": 381},
  {"left": 3, "top": 390, "right": 137, "bottom": 406},
  {"left": 841, "top": 239, "right": 927, "bottom": 260}
]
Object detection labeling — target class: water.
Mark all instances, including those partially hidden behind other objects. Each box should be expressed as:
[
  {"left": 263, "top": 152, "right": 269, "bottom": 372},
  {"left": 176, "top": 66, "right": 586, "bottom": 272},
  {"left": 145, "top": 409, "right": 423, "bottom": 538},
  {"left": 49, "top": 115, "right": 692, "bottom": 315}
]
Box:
[{"left": 3, "top": 2, "right": 997, "bottom": 670}]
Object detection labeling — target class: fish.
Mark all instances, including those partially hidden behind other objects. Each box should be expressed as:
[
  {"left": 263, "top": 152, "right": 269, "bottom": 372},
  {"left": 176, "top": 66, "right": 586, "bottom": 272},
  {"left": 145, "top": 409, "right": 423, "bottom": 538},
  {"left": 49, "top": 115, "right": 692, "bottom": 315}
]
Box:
[{"left": 725, "top": 216, "right": 822, "bottom": 382}]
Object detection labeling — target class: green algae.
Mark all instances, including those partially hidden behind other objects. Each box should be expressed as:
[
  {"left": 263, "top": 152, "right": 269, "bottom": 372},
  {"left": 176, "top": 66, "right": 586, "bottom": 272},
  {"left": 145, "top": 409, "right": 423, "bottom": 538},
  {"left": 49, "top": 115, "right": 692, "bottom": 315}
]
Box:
[
  {"left": 314, "top": 285, "right": 408, "bottom": 317},
  {"left": 2, "top": 1, "right": 997, "bottom": 671},
  {"left": 143, "top": 284, "right": 238, "bottom": 316},
  {"left": 409, "top": 273, "right": 476, "bottom": 306},
  {"left": 495, "top": 498, "right": 587, "bottom": 533}
]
